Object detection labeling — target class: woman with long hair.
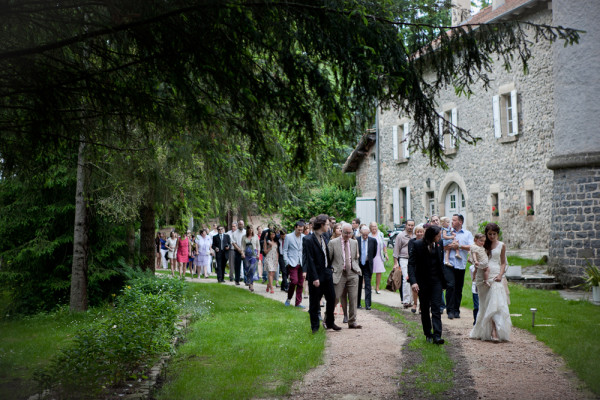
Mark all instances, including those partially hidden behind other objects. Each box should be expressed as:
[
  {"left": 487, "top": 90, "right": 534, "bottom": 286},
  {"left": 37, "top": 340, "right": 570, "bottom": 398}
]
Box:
[
  {"left": 408, "top": 225, "right": 446, "bottom": 344},
  {"left": 263, "top": 230, "right": 279, "bottom": 293},
  {"left": 330, "top": 223, "right": 342, "bottom": 240},
  {"left": 241, "top": 225, "right": 260, "bottom": 292}
]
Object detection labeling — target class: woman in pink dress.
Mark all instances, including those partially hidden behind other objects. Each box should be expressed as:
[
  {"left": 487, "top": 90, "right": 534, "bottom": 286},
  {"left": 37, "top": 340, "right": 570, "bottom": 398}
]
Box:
[
  {"left": 369, "top": 221, "right": 388, "bottom": 294},
  {"left": 176, "top": 232, "right": 191, "bottom": 279}
]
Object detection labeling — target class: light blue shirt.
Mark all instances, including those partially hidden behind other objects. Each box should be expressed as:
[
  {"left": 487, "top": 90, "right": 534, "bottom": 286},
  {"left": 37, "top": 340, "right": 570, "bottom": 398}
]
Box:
[
  {"left": 448, "top": 228, "right": 473, "bottom": 270},
  {"left": 283, "top": 232, "right": 304, "bottom": 267}
]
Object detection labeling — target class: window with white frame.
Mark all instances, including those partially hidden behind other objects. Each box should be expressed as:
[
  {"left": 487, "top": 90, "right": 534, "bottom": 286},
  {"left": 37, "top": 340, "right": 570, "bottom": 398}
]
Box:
[
  {"left": 493, "top": 89, "right": 519, "bottom": 139},
  {"left": 392, "top": 186, "right": 411, "bottom": 224},
  {"left": 392, "top": 122, "right": 411, "bottom": 161},
  {"left": 438, "top": 108, "right": 457, "bottom": 151}
]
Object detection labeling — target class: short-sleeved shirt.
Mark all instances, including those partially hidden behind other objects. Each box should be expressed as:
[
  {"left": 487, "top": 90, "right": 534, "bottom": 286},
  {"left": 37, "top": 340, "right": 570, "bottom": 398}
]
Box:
[{"left": 448, "top": 228, "right": 473, "bottom": 270}]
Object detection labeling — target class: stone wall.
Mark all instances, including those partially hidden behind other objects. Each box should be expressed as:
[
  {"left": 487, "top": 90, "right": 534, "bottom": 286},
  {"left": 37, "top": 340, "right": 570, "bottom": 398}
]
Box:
[
  {"left": 548, "top": 167, "right": 600, "bottom": 286},
  {"left": 363, "top": 5, "right": 555, "bottom": 249}
]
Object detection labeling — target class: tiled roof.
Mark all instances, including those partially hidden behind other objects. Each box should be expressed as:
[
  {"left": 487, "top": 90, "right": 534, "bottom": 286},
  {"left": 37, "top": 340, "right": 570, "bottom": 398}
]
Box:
[{"left": 464, "top": 0, "right": 541, "bottom": 25}]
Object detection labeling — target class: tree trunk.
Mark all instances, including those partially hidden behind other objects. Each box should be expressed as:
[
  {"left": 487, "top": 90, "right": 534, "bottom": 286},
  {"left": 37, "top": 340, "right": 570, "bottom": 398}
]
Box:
[
  {"left": 140, "top": 202, "right": 155, "bottom": 272},
  {"left": 126, "top": 224, "right": 135, "bottom": 266},
  {"left": 70, "top": 138, "right": 89, "bottom": 312}
]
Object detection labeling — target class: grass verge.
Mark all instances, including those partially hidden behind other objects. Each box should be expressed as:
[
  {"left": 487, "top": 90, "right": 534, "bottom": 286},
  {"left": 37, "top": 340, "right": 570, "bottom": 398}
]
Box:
[
  {"left": 0, "top": 308, "right": 99, "bottom": 400},
  {"left": 461, "top": 266, "right": 600, "bottom": 396},
  {"left": 156, "top": 283, "right": 325, "bottom": 400},
  {"left": 372, "top": 303, "right": 453, "bottom": 397}
]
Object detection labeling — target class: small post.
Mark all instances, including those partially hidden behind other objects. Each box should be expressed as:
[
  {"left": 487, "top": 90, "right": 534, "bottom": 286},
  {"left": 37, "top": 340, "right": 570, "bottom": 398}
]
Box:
[{"left": 530, "top": 308, "right": 537, "bottom": 327}]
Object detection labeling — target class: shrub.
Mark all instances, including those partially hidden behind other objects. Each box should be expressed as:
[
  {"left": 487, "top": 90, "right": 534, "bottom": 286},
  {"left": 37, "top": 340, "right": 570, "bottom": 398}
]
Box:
[
  {"left": 34, "top": 276, "right": 184, "bottom": 399},
  {"left": 477, "top": 220, "right": 503, "bottom": 241}
]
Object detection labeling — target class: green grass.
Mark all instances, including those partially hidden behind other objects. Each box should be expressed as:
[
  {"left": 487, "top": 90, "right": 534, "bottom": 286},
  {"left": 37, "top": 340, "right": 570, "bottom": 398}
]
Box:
[
  {"left": 461, "top": 270, "right": 600, "bottom": 396},
  {"left": 506, "top": 255, "right": 547, "bottom": 267},
  {"left": 0, "top": 308, "right": 99, "bottom": 400},
  {"left": 373, "top": 303, "right": 453, "bottom": 396},
  {"left": 156, "top": 283, "right": 325, "bottom": 400}
]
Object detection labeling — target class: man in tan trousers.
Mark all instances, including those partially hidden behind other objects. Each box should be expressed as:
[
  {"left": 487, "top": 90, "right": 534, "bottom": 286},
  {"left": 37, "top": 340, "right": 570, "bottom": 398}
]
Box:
[{"left": 328, "top": 223, "right": 363, "bottom": 329}]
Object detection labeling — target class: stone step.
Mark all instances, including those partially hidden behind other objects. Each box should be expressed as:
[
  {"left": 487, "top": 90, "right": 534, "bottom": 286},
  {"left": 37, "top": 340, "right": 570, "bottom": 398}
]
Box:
[
  {"left": 507, "top": 275, "right": 557, "bottom": 284},
  {"left": 520, "top": 282, "right": 563, "bottom": 290}
]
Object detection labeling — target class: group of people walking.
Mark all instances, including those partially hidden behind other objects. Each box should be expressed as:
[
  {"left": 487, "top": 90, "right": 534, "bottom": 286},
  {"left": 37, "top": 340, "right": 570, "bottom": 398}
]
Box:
[
  {"left": 393, "top": 214, "right": 512, "bottom": 344},
  {"left": 155, "top": 213, "right": 512, "bottom": 343}
]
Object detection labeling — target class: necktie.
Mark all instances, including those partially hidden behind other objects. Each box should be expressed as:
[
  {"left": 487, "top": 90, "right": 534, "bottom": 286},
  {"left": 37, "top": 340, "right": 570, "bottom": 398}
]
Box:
[
  {"left": 361, "top": 238, "right": 367, "bottom": 265},
  {"left": 344, "top": 240, "right": 350, "bottom": 271}
]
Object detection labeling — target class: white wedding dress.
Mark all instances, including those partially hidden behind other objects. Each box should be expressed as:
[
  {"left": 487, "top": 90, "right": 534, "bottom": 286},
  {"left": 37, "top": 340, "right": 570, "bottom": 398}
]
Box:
[{"left": 470, "top": 241, "right": 512, "bottom": 341}]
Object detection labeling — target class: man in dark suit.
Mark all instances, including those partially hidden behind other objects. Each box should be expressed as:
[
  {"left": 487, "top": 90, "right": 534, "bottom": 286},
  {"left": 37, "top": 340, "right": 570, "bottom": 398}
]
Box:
[
  {"left": 303, "top": 214, "right": 341, "bottom": 334},
  {"left": 408, "top": 225, "right": 446, "bottom": 345},
  {"left": 212, "top": 226, "right": 231, "bottom": 283},
  {"left": 357, "top": 226, "right": 377, "bottom": 313}
]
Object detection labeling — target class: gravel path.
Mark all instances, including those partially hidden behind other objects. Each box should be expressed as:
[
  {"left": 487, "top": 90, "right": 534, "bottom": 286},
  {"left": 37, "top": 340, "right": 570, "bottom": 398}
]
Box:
[{"left": 191, "top": 275, "right": 592, "bottom": 399}]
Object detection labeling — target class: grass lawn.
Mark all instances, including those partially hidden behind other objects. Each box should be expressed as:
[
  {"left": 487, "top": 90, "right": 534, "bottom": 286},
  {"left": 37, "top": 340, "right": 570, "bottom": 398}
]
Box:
[
  {"left": 506, "top": 255, "right": 547, "bottom": 267},
  {"left": 0, "top": 309, "right": 99, "bottom": 400},
  {"left": 156, "top": 283, "right": 325, "bottom": 400},
  {"left": 461, "top": 268, "right": 600, "bottom": 396}
]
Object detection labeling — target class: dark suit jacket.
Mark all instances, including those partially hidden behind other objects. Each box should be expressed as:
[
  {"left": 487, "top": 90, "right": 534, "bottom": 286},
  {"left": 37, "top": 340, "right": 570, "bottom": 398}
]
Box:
[
  {"left": 303, "top": 232, "right": 330, "bottom": 282},
  {"left": 212, "top": 233, "right": 231, "bottom": 254},
  {"left": 357, "top": 236, "right": 377, "bottom": 275},
  {"left": 407, "top": 239, "right": 446, "bottom": 289}
]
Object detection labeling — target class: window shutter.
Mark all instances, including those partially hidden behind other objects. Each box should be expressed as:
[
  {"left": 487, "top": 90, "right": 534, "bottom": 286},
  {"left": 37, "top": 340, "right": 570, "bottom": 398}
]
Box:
[
  {"left": 406, "top": 186, "right": 412, "bottom": 219},
  {"left": 510, "top": 90, "right": 519, "bottom": 136},
  {"left": 393, "top": 188, "right": 400, "bottom": 224},
  {"left": 451, "top": 108, "right": 458, "bottom": 148},
  {"left": 403, "top": 122, "right": 410, "bottom": 158},
  {"left": 438, "top": 115, "right": 445, "bottom": 150},
  {"left": 493, "top": 95, "right": 501, "bottom": 138},
  {"left": 392, "top": 125, "right": 398, "bottom": 160}
]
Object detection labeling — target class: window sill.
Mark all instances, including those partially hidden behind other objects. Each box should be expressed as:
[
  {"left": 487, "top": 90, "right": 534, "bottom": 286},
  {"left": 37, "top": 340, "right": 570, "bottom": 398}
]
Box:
[
  {"left": 526, "top": 215, "right": 535, "bottom": 221},
  {"left": 395, "top": 157, "right": 410, "bottom": 165},
  {"left": 498, "top": 135, "right": 518, "bottom": 144},
  {"left": 444, "top": 148, "right": 457, "bottom": 156}
]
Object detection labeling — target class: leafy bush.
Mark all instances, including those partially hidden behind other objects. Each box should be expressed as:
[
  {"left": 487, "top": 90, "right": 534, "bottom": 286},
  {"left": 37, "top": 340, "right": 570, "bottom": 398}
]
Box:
[
  {"left": 477, "top": 220, "right": 503, "bottom": 241},
  {"left": 281, "top": 184, "right": 356, "bottom": 231},
  {"left": 34, "top": 276, "right": 183, "bottom": 399}
]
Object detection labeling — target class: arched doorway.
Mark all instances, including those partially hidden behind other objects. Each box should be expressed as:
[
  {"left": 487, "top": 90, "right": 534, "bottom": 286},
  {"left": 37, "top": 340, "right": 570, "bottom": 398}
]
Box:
[{"left": 444, "top": 183, "right": 466, "bottom": 223}]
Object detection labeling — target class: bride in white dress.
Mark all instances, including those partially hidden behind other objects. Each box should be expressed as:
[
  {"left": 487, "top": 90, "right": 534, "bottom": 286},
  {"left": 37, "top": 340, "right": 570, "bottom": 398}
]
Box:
[{"left": 470, "top": 223, "right": 512, "bottom": 341}]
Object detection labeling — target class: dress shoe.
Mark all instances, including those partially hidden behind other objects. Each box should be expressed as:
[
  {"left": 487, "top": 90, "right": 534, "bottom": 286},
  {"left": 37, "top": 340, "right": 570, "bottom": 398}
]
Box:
[
  {"left": 327, "top": 323, "right": 342, "bottom": 331},
  {"left": 235, "top": 281, "right": 240, "bottom": 285},
  {"left": 343, "top": 316, "right": 348, "bottom": 323},
  {"left": 376, "top": 290, "right": 381, "bottom": 294},
  {"left": 426, "top": 337, "right": 433, "bottom": 343},
  {"left": 357, "top": 305, "right": 363, "bottom": 309},
  {"left": 348, "top": 323, "right": 362, "bottom": 329},
  {"left": 433, "top": 337, "right": 445, "bottom": 345},
  {"left": 447, "top": 313, "right": 454, "bottom": 320},
  {"left": 454, "top": 313, "right": 460, "bottom": 319},
  {"left": 365, "top": 306, "right": 371, "bottom": 310},
  {"left": 312, "top": 328, "right": 319, "bottom": 334}
]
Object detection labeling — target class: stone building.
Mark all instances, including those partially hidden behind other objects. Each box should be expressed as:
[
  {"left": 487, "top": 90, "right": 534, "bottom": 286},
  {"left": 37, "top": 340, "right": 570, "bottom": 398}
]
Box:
[{"left": 343, "top": 0, "right": 600, "bottom": 285}]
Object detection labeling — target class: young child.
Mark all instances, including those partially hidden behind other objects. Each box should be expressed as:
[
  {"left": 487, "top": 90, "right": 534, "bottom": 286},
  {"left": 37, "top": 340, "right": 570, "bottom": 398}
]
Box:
[
  {"left": 470, "top": 233, "right": 490, "bottom": 287},
  {"left": 441, "top": 217, "right": 461, "bottom": 266}
]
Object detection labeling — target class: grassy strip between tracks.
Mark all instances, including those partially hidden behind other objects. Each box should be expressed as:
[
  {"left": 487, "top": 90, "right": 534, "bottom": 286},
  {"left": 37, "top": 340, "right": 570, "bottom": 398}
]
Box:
[
  {"left": 372, "top": 302, "right": 454, "bottom": 397},
  {"left": 155, "top": 282, "right": 325, "bottom": 400}
]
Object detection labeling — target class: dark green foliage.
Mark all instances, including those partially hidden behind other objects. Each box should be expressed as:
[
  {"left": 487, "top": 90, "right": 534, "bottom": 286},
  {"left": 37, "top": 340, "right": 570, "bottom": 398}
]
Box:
[
  {"left": 34, "top": 274, "right": 183, "bottom": 399},
  {"left": 281, "top": 184, "right": 356, "bottom": 231},
  {"left": 477, "top": 220, "right": 503, "bottom": 241},
  {"left": 0, "top": 164, "right": 136, "bottom": 315}
]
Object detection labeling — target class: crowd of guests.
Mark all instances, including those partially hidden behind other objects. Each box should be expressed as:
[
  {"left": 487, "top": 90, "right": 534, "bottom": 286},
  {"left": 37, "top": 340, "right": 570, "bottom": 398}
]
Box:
[{"left": 155, "top": 213, "right": 512, "bottom": 343}]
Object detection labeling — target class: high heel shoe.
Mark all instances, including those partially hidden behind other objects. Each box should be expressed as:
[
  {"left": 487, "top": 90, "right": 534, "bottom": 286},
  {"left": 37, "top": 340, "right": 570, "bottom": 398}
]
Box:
[{"left": 270, "top": 289, "right": 274, "bottom": 294}]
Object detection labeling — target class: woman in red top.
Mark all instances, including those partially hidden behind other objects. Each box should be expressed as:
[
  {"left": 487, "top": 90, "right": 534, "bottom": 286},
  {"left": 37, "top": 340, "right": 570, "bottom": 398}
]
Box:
[{"left": 176, "top": 232, "right": 191, "bottom": 279}]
